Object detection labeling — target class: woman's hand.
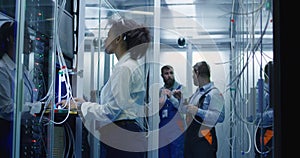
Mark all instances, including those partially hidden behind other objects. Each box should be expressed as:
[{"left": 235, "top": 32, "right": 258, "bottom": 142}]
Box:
[{"left": 56, "top": 97, "right": 86, "bottom": 110}]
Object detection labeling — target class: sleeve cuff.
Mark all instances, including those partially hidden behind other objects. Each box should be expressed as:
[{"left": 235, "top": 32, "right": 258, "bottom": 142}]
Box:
[{"left": 197, "top": 109, "right": 205, "bottom": 118}]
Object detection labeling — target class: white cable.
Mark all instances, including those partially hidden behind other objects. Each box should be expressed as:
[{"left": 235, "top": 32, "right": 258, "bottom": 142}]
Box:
[
  {"left": 254, "top": 120, "right": 272, "bottom": 155},
  {"left": 240, "top": 124, "right": 252, "bottom": 155}
]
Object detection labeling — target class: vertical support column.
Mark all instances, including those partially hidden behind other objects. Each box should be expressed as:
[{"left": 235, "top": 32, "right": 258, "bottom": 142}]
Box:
[
  {"left": 186, "top": 43, "right": 193, "bottom": 97},
  {"left": 13, "top": 0, "right": 26, "bottom": 157},
  {"left": 75, "top": 0, "right": 86, "bottom": 98},
  {"left": 147, "top": 1, "right": 161, "bottom": 158},
  {"left": 75, "top": 116, "right": 83, "bottom": 157}
]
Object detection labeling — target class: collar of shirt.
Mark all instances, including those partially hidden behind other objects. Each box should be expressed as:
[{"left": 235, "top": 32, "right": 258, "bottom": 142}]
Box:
[
  {"left": 199, "top": 82, "right": 215, "bottom": 93},
  {"left": 164, "top": 81, "right": 181, "bottom": 91},
  {"left": 114, "top": 52, "right": 131, "bottom": 68}
]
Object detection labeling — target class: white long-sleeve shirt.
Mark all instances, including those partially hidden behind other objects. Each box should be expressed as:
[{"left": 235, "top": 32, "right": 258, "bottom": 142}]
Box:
[{"left": 80, "top": 53, "right": 146, "bottom": 131}]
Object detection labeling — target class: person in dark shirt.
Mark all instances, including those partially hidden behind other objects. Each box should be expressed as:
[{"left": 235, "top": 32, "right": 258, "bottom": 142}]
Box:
[
  {"left": 254, "top": 61, "right": 274, "bottom": 158},
  {"left": 182, "top": 61, "right": 225, "bottom": 158}
]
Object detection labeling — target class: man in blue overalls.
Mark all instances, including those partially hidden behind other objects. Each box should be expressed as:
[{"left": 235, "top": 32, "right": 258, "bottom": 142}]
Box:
[{"left": 158, "top": 65, "right": 185, "bottom": 158}]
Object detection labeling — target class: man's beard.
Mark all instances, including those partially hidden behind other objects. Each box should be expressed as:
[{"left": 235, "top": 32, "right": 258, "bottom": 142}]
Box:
[{"left": 164, "top": 78, "right": 175, "bottom": 88}]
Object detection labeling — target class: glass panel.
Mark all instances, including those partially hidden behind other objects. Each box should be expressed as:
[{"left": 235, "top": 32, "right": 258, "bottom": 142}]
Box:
[
  {"left": 79, "top": 0, "right": 273, "bottom": 157},
  {"left": 23, "top": 1, "right": 56, "bottom": 157},
  {"left": 81, "top": 0, "right": 156, "bottom": 156},
  {"left": 0, "top": 14, "right": 18, "bottom": 158},
  {"left": 230, "top": 0, "right": 274, "bottom": 157},
  {"left": 0, "top": 0, "right": 56, "bottom": 157},
  {"left": 0, "top": 0, "right": 275, "bottom": 157}
]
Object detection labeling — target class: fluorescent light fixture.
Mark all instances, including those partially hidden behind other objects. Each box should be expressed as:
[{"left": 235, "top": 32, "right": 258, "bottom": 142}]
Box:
[
  {"left": 165, "top": 0, "right": 195, "bottom": 4},
  {"left": 103, "top": 8, "right": 154, "bottom": 15}
]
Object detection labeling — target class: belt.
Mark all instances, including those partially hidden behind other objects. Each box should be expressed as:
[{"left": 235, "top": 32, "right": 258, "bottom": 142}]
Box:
[{"left": 114, "top": 119, "right": 137, "bottom": 126}]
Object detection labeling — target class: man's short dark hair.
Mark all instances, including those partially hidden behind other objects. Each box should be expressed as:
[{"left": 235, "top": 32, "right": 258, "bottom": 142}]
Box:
[
  {"left": 193, "top": 61, "right": 210, "bottom": 78},
  {"left": 161, "top": 65, "right": 173, "bottom": 74}
]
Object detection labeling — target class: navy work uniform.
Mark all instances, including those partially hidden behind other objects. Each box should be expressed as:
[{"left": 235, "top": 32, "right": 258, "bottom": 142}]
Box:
[{"left": 159, "top": 82, "right": 185, "bottom": 158}]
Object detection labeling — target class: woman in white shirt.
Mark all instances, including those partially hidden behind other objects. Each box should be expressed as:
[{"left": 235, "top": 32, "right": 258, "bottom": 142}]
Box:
[{"left": 60, "top": 18, "right": 151, "bottom": 158}]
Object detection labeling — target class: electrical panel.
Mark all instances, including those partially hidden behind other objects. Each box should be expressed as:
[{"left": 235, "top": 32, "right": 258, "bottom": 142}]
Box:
[{"left": 20, "top": 114, "right": 48, "bottom": 158}]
